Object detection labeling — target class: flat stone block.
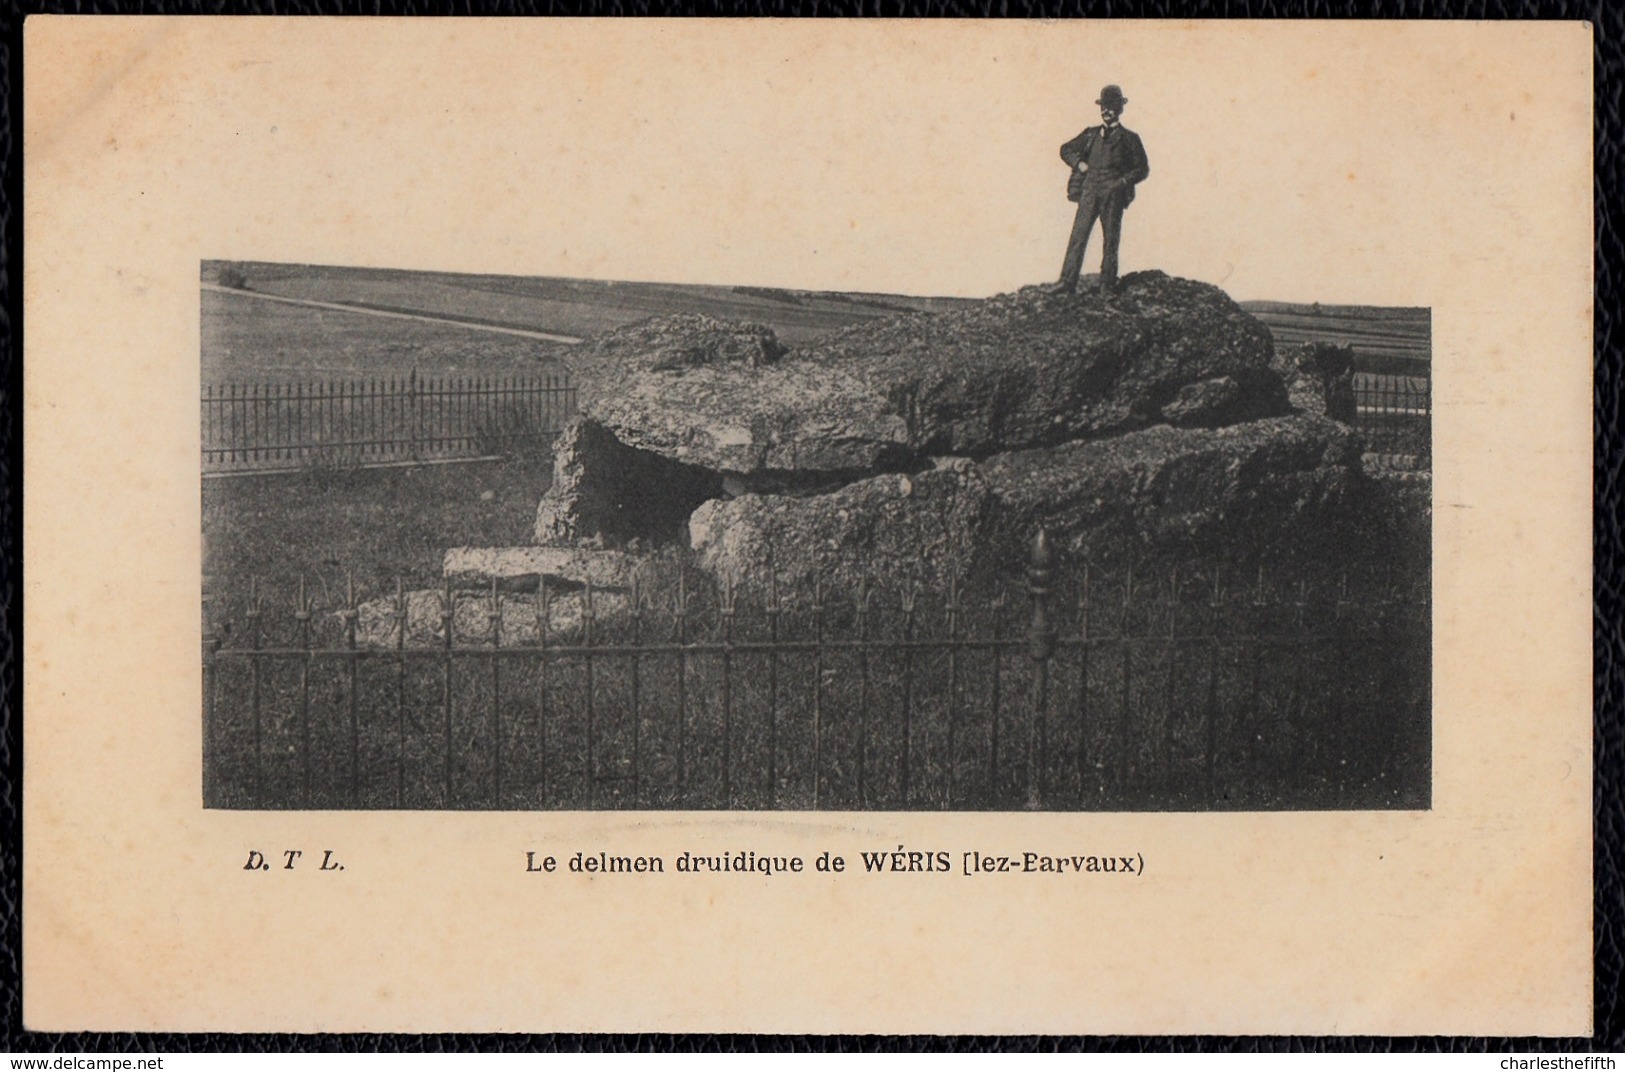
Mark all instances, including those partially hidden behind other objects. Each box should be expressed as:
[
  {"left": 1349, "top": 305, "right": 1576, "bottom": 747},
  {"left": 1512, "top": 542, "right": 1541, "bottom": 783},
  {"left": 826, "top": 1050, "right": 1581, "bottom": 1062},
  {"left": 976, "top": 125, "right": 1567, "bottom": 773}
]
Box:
[{"left": 443, "top": 546, "right": 640, "bottom": 592}]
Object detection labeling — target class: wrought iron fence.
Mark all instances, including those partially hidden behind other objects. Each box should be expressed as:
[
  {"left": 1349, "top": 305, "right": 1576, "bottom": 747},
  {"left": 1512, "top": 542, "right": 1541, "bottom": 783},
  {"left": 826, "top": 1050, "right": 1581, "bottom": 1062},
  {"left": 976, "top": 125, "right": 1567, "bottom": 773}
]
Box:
[
  {"left": 1353, "top": 371, "right": 1430, "bottom": 463},
  {"left": 202, "top": 535, "right": 1430, "bottom": 812},
  {"left": 201, "top": 371, "right": 576, "bottom": 474}
]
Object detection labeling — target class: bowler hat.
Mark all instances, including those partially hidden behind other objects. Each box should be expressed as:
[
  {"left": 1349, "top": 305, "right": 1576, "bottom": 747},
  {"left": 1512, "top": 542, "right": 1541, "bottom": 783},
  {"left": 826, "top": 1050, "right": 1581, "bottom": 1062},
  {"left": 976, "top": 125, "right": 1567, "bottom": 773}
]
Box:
[{"left": 1096, "top": 84, "right": 1128, "bottom": 109}]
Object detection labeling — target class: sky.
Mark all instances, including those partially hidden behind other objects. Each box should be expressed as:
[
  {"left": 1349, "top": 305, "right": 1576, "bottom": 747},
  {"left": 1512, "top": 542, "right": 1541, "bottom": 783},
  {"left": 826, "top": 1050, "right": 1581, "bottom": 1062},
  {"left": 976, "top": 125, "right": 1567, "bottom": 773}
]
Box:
[{"left": 37, "top": 19, "right": 1589, "bottom": 305}]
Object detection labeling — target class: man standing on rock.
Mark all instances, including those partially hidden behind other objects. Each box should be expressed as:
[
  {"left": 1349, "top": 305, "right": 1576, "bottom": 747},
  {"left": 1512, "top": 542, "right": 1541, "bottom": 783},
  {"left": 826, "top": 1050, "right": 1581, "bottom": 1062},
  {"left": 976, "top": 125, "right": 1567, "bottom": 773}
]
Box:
[{"left": 1054, "top": 85, "right": 1149, "bottom": 296}]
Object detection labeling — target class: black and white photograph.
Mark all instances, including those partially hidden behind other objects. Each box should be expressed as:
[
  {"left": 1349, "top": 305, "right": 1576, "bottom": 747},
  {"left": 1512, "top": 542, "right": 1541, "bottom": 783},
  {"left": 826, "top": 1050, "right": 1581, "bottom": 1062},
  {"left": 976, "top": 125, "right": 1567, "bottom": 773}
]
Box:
[{"left": 199, "top": 78, "right": 1431, "bottom": 814}]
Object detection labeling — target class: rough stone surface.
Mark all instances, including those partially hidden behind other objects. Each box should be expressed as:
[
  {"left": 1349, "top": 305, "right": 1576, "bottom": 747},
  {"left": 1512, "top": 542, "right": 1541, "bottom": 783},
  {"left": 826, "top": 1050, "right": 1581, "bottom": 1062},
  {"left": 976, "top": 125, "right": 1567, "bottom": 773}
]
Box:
[
  {"left": 797, "top": 270, "right": 1285, "bottom": 457},
  {"left": 1358, "top": 468, "right": 1432, "bottom": 562},
  {"left": 568, "top": 313, "right": 787, "bottom": 408},
  {"left": 1273, "top": 341, "right": 1357, "bottom": 423},
  {"left": 578, "top": 272, "right": 1281, "bottom": 478},
  {"left": 535, "top": 416, "right": 723, "bottom": 547},
  {"left": 444, "top": 546, "right": 641, "bottom": 592},
  {"left": 981, "top": 414, "right": 1364, "bottom": 565},
  {"left": 689, "top": 415, "right": 1366, "bottom": 593},
  {"left": 543, "top": 271, "right": 1290, "bottom": 547},
  {"left": 1159, "top": 370, "right": 1288, "bottom": 428},
  {"left": 586, "top": 360, "right": 913, "bottom": 477},
  {"left": 689, "top": 465, "right": 994, "bottom": 598},
  {"left": 352, "top": 587, "right": 628, "bottom": 649}
]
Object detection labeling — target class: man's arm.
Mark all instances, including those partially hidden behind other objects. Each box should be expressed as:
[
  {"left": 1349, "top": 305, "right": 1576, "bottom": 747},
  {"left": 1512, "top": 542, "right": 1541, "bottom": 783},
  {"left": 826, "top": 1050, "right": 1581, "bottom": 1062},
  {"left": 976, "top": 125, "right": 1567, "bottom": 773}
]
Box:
[
  {"left": 1060, "top": 129, "right": 1094, "bottom": 170},
  {"left": 1121, "top": 131, "right": 1149, "bottom": 187}
]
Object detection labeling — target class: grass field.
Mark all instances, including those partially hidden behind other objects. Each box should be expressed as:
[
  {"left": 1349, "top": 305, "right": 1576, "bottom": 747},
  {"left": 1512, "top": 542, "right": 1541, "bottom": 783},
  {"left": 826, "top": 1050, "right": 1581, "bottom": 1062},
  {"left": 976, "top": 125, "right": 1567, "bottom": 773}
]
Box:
[
  {"left": 201, "top": 289, "right": 573, "bottom": 381},
  {"left": 1241, "top": 301, "right": 1431, "bottom": 375},
  {"left": 203, "top": 454, "right": 555, "bottom": 606},
  {"left": 202, "top": 260, "right": 977, "bottom": 381}
]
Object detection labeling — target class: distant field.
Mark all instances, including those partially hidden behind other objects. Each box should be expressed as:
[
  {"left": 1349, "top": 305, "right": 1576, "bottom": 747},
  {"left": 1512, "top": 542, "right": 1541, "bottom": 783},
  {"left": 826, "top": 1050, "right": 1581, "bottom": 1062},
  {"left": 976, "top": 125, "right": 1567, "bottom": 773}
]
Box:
[
  {"left": 1242, "top": 301, "right": 1431, "bottom": 375},
  {"left": 202, "top": 260, "right": 977, "bottom": 382},
  {"left": 201, "top": 289, "right": 570, "bottom": 381},
  {"left": 202, "top": 260, "right": 1430, "bottom": 383}
]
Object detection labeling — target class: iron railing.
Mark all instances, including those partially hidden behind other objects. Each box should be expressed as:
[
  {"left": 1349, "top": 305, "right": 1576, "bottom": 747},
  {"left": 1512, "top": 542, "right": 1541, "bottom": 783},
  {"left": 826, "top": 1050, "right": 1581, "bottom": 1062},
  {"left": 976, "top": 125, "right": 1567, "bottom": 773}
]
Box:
[
  {"left": 1353, "top": 371, "right": 1430, "bottom": 463},
  {"left": 202, "top": 534, "right": 1430, "bottom": 812},
  {"left": 201, "top": 370, "right": 576, "bottom": 474}
]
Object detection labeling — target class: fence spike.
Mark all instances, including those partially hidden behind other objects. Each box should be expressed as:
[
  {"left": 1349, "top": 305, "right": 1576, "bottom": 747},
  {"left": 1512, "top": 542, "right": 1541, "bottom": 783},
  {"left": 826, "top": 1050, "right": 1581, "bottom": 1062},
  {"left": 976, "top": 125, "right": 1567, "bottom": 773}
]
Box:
[{"left": 1031, "top": 527, "right": 1053, "bottom": 568}]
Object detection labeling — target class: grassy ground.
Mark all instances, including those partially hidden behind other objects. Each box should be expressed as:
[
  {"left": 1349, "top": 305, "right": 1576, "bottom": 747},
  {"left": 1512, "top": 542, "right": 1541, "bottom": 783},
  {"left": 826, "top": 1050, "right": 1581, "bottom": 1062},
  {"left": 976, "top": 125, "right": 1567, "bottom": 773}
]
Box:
[
  {"left": 201, "top": 451, "right": 1431, "bottom": 814},
  {"left": 204, "top": 543, "right": 1430, "bottom": 814},
  {"left": 203, "top": 453, "right": 555, "bottom": 609}
]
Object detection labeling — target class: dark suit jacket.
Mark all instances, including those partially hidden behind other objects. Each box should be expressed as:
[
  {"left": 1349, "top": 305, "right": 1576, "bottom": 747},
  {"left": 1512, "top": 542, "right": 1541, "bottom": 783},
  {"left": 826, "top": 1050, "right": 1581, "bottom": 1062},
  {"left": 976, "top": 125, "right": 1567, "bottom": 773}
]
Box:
[{"left": 1061, "top": 124, "right": 1149, "bottom": 204}]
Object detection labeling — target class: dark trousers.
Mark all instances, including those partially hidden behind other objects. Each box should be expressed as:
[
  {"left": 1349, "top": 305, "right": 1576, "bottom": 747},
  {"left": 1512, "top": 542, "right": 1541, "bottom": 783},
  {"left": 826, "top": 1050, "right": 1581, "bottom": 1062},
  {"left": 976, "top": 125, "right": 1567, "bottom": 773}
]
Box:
[{"left": 1058, "top": 185, "right": 1126, "bottom": 292}]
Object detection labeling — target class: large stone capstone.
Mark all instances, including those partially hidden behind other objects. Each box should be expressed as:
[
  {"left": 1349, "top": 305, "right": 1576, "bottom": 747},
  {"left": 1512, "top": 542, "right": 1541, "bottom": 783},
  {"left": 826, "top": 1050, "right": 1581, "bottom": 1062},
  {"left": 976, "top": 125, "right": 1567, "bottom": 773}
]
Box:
[
  {"left": 538, "top": 271, "right": 1289, "bottom": 547},
  {"left": 567, "top": 312, "right": 789, "bottom": 409}
]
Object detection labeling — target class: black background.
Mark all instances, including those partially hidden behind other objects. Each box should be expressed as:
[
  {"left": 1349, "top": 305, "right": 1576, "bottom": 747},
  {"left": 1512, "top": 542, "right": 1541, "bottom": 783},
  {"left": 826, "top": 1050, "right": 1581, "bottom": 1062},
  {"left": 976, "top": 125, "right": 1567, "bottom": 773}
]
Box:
[{"left": 1, "top": 0, "right": 1618, "bottom": 1053}]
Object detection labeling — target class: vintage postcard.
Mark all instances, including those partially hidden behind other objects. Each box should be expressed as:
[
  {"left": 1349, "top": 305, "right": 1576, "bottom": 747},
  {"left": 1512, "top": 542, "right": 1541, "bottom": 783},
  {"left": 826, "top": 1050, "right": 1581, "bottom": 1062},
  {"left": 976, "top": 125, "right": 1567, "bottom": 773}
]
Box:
[{"left": 23, "top": 19, "right": 1593, "bottom": 1034}]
